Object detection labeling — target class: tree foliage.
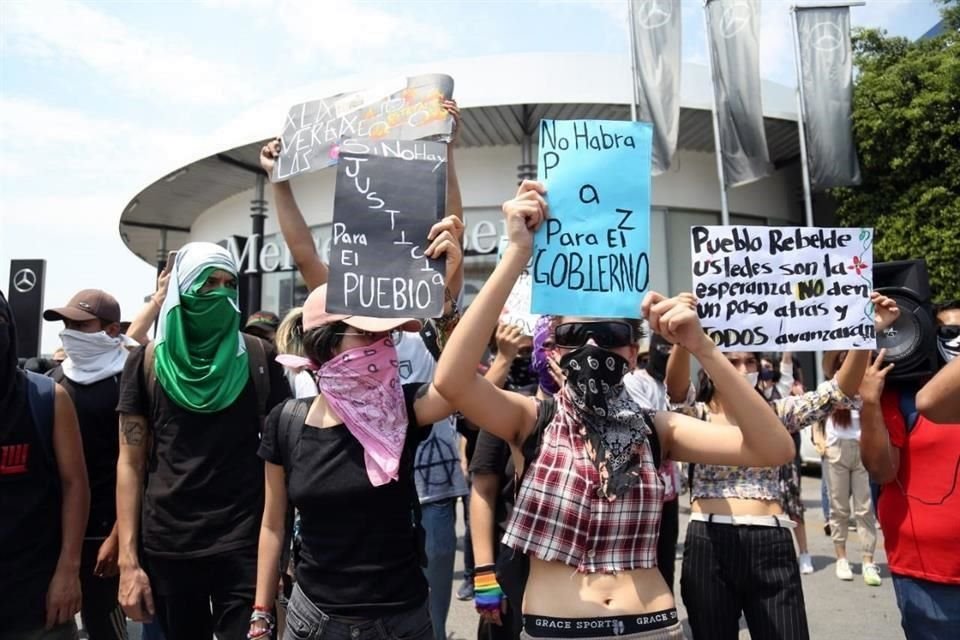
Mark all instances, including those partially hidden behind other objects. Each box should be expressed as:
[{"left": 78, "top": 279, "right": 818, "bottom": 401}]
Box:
[{"left": 831, "top": 1, "right": 960, "bottom": 300}]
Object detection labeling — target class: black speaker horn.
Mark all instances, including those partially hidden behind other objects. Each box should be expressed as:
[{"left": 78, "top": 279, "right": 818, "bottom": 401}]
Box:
[{"left": 874, "top": 260, "right": 938, "bottom": 381}]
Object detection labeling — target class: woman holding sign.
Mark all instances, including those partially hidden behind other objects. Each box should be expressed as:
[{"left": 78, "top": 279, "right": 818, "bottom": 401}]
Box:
[
  {"left": 247, "top": 218, "right": 463, "bottom": 640},
  {"left": 433, "top": 180, "right": 797, "bottom": 640},
  {"left": 669, "top": 296, "right": 898, "bottom": 639}
]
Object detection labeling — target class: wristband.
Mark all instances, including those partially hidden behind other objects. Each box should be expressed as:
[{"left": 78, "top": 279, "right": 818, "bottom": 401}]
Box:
[
  {"left": 247, "top": 610, "right": 276, "bottom": 639},
  {"left": 474, "top": 564, "right": 504, "bottom": 614}
]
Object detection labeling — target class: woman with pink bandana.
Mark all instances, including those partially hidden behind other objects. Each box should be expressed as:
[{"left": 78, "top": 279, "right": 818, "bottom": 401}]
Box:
[{"left": 248, "top": 217, "right": 463, "bottom": 640}]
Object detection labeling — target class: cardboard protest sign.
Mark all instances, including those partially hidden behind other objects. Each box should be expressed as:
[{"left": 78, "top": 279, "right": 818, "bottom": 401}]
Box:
[
  {"left": 327, "top": 138, "right": 447, "bottom": 317},
  {"left": 532, "top": 119, "right": 652, "bottom": 318},
  {"left": 690, "top": 225, "right": 875, "bottom": 351},
  {"left": 274, "top": 74, "right": 454, "bottom": 181},
  {"left": 497, "top": 237, "right": 539, "bottom": 335}
]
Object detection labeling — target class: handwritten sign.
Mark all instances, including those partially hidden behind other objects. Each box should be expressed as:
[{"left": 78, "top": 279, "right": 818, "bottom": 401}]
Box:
[
  {"left": 497, "top": 237, "right": 539, "bottom": 335},
  {"left": 327, "top": 138, "right": 447, "bottom": 318},
  {"left": 273, "top": 74, "right": 454, "bottom": 181},
  {"left": 531, "top": 119, "right": 652, "bottom": 318},
  {"left": 691, "top": 225, "right": 875, "bottom": 351}
]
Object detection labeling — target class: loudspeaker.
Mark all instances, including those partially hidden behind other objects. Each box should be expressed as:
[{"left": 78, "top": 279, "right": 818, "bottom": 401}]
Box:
[{"left": 874, "top": 260, "right": 938, "bottom": 381}]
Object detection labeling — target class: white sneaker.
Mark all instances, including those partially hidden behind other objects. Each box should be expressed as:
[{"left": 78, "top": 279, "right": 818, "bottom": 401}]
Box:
[
  {"left": 836, "top": 558, "right": 854, "bottom": 580},
  {"left": 863, "top": 563, "right": 882, "bottom": 586},
  {"left": 798, "top": 553, "right": 814, "bottom": 575}
]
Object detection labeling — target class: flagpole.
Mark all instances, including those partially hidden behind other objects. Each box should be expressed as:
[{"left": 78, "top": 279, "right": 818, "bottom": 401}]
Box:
[
  {"left": 790, "top": 6, "right": 816, "bottom": 229},
  {"left": 703, "top": 0, "right": 730, "bottom": 225},
  {"left": 627, "top": 0, "right": 640, "bottom": 122}
]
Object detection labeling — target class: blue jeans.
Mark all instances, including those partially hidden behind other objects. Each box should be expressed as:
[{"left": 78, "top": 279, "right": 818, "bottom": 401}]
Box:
[
  {"left": 285, "top": 583, "right": 432, "bottom": 640},
  {"left": 141, "top": 623, "right": 166, "bottom": 640},
  {"left": 421, "top": 499, "right": 457, "bottom": 640},
  {"left": 892, "top": 574, "right": 960, "bottom": 640}
]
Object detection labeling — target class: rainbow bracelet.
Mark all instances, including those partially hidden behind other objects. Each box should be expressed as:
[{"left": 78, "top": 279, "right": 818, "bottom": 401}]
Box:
[{"left": 474, "top": 565, "right": 504, "bottom": 613}]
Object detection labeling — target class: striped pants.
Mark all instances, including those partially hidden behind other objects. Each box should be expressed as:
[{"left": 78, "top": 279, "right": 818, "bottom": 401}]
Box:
[{"left": 680, "top": 521, "right": 809, "bottom": 640}]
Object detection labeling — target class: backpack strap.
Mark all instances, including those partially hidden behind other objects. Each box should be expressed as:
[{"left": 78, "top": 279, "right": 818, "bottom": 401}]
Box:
[
  {"left": 278, "top": 398, "right": 309, "bottom": 477},
  {"left": 242, "top": 333, "right": 270, "bottom": 422},
  {"left": 25, "top": 370, "right": 56, "bottom": 470},
  {"left": 144, "top": 341, "right": 158, "bottom": 412}
]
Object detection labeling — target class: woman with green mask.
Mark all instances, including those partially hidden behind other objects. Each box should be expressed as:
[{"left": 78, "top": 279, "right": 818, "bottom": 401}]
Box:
[{"left": 116, "top": 242, "right": 290, "bottom": 640}]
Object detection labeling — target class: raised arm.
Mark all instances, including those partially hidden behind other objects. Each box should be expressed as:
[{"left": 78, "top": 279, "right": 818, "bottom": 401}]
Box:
[
  {"left": 116, "top": 412, "right": 154, "bottom": 622},
  {"left": 835, "top": 292, "right": 901, "bottom": 397},
  {"left": 485, "top": 324, "right": 530, "bottom": 389},
  {"left": 643, "top": 294, "right": 795, "bottom": 467},
  {"left": 260, "top": 139, "right": 328, "bottom": 290},
  {"left": 46, "top": 384, "right": 88, "bottom": 630},
  {"left": 916, "top": 357, "right": 960, "bottom": 423},
  {"left": 433, "top": 181, "right": 547, "bottom": 446},
  {"left": 126, "top": 269, "right": 170, "bottom": 345},
  {"left": 665, "top": 344, "right": 691, "bottom": 404},
  {"left": 858, "top": 350, "right": 900, "bottom": 483},
  {"left": 443, "top": 99, "right": 463, "bottom": 224}
]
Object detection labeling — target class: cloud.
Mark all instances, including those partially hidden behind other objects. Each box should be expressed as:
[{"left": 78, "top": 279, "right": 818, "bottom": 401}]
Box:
[
  {"left": 3, "top": 0, "right": 249, "bottom": 105},
  {"left": 202, "top": 0, "right": 454, "bottom": 69}
]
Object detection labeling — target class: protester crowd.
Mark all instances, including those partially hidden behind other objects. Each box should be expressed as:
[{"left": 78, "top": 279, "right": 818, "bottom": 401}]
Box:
[{"left": 2, "top": 100, "right": 958, "bottom": 640}]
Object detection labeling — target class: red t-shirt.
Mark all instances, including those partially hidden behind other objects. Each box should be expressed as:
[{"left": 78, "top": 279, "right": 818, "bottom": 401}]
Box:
[{"left": 877, "top": 390, "right": 960, "bottom": 584}]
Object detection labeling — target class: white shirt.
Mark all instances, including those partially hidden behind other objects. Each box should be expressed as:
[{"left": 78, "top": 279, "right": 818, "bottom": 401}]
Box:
[{"left": 825, "top": 409, "right": 861, "bottom": 445}]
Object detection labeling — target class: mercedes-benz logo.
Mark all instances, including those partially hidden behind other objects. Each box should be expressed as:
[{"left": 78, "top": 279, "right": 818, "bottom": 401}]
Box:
[
  {"left": 883, "top": 327, "right": 899, "bottom": 339},
  {"left": 807, "top": 21, "right": 844, "bottom": 52},
  {"left": 720, "top": 0, "right": 752, "bottom": 39},
  {"left": 635, "top": 0, "right": 672, "bottom": 30},
  {"left": 13, "top": 268, "right": 37, "bottom": 293}
]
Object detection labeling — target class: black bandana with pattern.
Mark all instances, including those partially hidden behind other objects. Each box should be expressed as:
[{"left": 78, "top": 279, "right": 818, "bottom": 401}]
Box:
[{"left": 559, "top": 346, "right": 654, "bottom": 501}]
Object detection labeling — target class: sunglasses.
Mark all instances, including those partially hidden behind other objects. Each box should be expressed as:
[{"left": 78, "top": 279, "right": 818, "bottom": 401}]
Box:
[
  {"left": 938, "top": 325, "right": 960, "bottom": 340},
  {"left": 554, "top": 321, "right": 634, "bottom": 349}
]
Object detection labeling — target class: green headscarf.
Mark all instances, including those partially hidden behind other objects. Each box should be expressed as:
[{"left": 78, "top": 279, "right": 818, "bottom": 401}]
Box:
[{"left": 154, "top": 244, "right": 249, "bottom": 413}]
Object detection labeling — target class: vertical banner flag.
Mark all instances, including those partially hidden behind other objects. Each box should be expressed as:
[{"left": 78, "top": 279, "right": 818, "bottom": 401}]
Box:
[
  {"left": 532, "top": 120, "right": 652, "bottom": 318},
  {"left": 630, "top": 0, "right": 681, "bottom": 174},
  {"left": 795, "top": 6, "right": 861, "bottom": 189},
  {"left": 327, "top": 138, "right": 447, "bottom": 318},
  {"left": 691, "top": 225, "right": 875, "bottom": 351},
  {"left": 274, "top": 74, "right": 454, "bottom": 181},
  {"left": 705, "top": 0, "right": 773, "bottom": 188}
]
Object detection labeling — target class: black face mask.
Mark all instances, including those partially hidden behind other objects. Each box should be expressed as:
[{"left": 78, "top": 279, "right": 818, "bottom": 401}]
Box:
[
  {"left": 507, "top": 353, "right": 536, "bottom": 390},
  {"left": 560, "top": 346, "right": 631, "bottom": 416},
  {"left": 646, "top": 334, "right": 671, "bottom": 383},
  {"left": 759, "top": 368, "right": 777, "bottom": 382}
]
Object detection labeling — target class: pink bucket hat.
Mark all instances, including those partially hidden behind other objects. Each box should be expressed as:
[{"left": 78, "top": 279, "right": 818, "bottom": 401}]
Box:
[{"left": 302, "top": 284, "right": 423, "bottom": 333}]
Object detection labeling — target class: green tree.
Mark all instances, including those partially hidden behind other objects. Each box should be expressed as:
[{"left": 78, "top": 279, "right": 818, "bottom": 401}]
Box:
[{"left": 832, "top": 1, "right": 960, "bottom": 300}]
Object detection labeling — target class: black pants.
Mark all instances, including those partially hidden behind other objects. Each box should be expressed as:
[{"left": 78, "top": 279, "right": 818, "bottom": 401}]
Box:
[
  {"left": 145, "top": 545, "right": 257, "bottom": 640},
  {"left": 286, "top": 584, "right": 432, "bottom": 640},
  {"left": 655, "top": 499, "right": 679, "bottom": 594},
  {"left": 79, "top": 539, "right": 126, "bottom": 640},
  {"left": 680, "top": 520, "right": 809, "bottom": 640}
]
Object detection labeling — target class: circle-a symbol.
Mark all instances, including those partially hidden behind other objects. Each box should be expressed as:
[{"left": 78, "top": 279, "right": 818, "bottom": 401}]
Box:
[
  {"left": 808, "top": 21, "right": 844, "bottom": 52},
  {"left": 635, "top": 0, "right": 672, "bottom": 30},
  {"left": 13, "top": 268, "right": 37, "bottom": 293},
  {"left": 721, "top": 0, "right": 752, "bottom": 38}
]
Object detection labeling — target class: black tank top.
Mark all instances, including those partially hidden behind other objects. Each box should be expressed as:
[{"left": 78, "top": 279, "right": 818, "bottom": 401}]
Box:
[{"left": 0, "top": 390, "right": 62, "bottom": 631}]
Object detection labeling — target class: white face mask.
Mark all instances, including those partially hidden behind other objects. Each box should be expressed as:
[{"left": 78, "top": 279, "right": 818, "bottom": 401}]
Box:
[
  {"left": 938, "top": 335, "right": 960, "bottom": 363},
  {"left": 60, "top": 329, "right": 133, "bottom": 384},
  {"left": 744, "top": 372, "right": 759, "bottom": 388}
]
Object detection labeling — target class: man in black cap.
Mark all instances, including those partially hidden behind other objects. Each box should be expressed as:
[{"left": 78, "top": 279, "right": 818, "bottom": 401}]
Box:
[
  {"left": 44, "top": 289, "right": 135, "bottom": 640},
  {"left": 243, "top": 310, "right": 280, "bottom": 343}
]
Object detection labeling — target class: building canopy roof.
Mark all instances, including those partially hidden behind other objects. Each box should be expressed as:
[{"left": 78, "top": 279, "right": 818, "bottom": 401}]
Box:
[{"left": 120, "top": 52, "right": 800, "bottom": 265}]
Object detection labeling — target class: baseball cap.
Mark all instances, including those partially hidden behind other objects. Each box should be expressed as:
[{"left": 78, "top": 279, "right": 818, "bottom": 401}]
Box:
[
  {"left": 245, "top": 310, "right": 281, "bottom": 331},
  {"left": 44, "top": 289, "right": 121, "bottom": 324},
  {"left": 302, "top": 285, "right": 422, "bottom": 333}
]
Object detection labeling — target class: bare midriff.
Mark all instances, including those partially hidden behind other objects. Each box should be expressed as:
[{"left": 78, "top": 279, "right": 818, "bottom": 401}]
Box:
[
  {"left": 522, "top": 558, "right": 675, "bottom": 617},
  {"left": 692, "top": 497, "right": 784, "bottom": 516}
]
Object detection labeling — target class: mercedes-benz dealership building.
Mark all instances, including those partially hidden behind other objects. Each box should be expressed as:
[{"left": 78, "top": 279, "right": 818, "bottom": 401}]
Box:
[{"left": 118, "top": 53, "right": 811, "bottom": 317}]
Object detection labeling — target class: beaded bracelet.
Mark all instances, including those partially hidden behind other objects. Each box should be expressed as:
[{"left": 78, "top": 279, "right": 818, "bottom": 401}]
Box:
[{"left": 247, "top": 609, "right": 276, "bottom": 640}]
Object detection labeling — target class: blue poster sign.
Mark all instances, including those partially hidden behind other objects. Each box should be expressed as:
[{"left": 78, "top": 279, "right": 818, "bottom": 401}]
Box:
[{"left": 531, "top": 119, "right": 652, "bottom": 318}]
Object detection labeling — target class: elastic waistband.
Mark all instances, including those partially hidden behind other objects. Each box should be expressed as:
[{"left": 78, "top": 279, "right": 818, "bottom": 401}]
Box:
[
  {"left": 523, "top": 610, "right": 679, "bottom": 638},
  {"left": 690, "top": 512, "right": 796, "bottom": 528}
]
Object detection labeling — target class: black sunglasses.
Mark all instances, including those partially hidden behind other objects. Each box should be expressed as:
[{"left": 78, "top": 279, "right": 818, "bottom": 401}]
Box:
[
  {"left": 938, "top": 325, "right": 960, "bottom": 340},
  {"left": 554, "top": 321, "right": 634, "bottom": 349}
]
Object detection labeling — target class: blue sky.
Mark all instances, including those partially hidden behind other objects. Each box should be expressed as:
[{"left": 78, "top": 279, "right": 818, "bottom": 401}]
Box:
[{"left": 0, "top": 0, "right": 944, "bottom": 353}]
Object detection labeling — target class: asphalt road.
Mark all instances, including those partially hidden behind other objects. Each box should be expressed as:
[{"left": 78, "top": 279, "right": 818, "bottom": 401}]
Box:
[{"left": 115, "top": 472, "right": 904, "bottom": 640}]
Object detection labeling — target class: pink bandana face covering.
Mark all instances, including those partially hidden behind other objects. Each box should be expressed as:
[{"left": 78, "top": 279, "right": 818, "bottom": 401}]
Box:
[{"left": 313, "top": 336, "right": 408, "bottom": 486}]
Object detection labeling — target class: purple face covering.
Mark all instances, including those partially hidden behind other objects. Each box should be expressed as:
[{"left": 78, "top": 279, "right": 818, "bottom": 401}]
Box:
[{"left": 531, "top": 315, "right": 560, "bottom": 395}]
